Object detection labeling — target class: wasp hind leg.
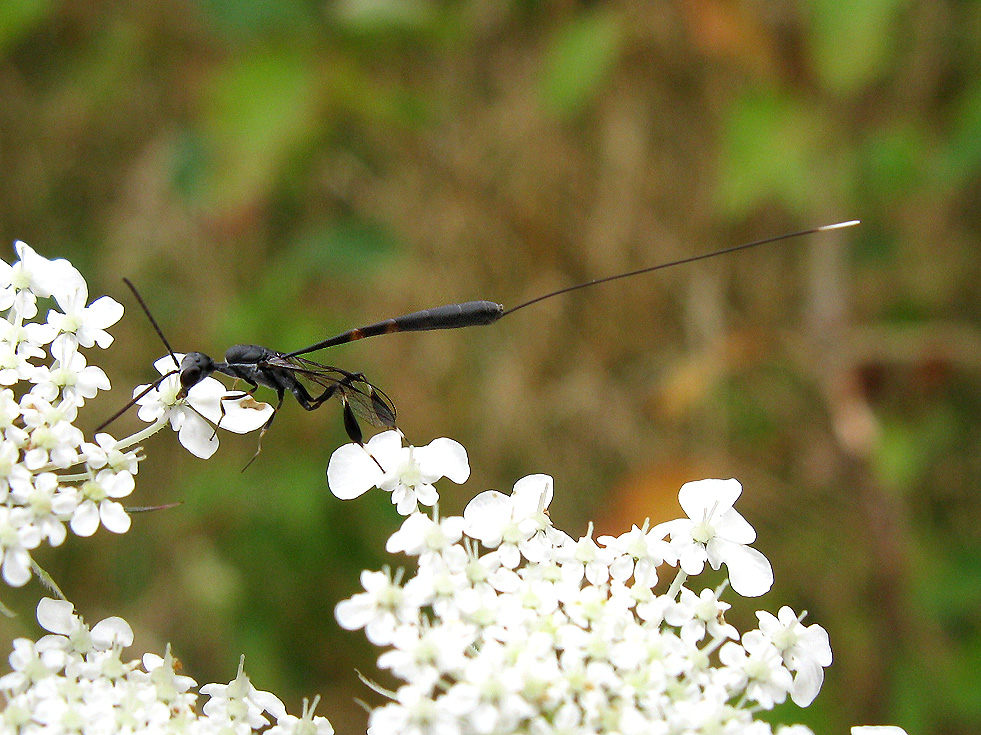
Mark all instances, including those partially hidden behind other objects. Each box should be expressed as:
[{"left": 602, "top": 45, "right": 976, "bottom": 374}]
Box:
[
  {"left": 291, "top": 375, "right": 388, "bottom": 475},
  {"left": 338, "top": 396, "right": 388, "bottom": 475}
]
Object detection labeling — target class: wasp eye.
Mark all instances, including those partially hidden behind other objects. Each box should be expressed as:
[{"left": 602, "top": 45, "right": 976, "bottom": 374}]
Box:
[{"left": 180, "top": 366, "right": 201, "bottom": 390}]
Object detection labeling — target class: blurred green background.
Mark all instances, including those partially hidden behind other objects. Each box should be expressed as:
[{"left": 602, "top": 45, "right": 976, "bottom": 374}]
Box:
[{"left": 1, "top": 1, "right": 979, "bottom": 732}]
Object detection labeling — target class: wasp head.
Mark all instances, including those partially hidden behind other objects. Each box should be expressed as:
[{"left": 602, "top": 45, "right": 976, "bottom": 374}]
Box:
[{"left": 178, "top": 352, "right": 217, "bottom": 397}]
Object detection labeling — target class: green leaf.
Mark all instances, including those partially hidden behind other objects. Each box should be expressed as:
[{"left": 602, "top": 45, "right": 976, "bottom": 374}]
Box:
[
  {"left": 938, "top": 78, "right": 981, "bottom": 185},
  {"left": 715, "top": 87, "right": 825, "bottom": 216},
  {"left": 806, "top": 0, "right": 908, "bottom": 95},
  {"left": 0, "top": 0, "right": 52, "bottom": 54},
  {"left": 538, "top": 11, "right": 622, "bottom": 116},
  {"left": 291, "top": 218, "right": 401, "bottom": 278},
  {"left": 197, "top": 49, "right": 321, "bottom": 212}
]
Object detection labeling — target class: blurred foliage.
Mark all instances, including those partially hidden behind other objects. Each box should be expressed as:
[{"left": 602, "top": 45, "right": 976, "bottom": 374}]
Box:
[{"left": 1, "top": 1, "right": 980, "bottom": 733}]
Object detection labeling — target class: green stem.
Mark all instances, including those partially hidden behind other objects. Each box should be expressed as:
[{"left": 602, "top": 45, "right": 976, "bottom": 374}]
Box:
[
  {"left": 30, "top": 559, "right": 68, "bottom": 601},
  {"left": 666, "top": 568, "right": 688, "bottom": 600}
]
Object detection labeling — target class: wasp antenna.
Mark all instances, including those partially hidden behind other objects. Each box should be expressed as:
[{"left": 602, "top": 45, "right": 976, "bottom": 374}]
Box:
[
  {"left": 816, "top": 219, "right": 860, "bottom": 231},
  {"left": 123, "top": 278, "right": 181, "bottom": 371},
  {"left": 94, "top": 371, "right": 174, "bottom": 433},
  {"left": 500, "top": 220, "right": 862, "bottom": 318}
]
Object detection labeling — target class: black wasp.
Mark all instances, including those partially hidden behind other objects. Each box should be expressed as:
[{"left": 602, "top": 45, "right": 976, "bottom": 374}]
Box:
[{"left": 100, "top": 221, "right": 858, "bottom": 465}]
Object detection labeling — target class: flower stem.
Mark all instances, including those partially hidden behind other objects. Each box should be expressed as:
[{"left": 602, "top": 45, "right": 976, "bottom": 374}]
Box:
[
  {"left": 666, "top": 569, "right": 688, "bottom": 600},
  {"left": 30, "top": 559, "right": 68, "bottom": 601},
  {"left": 114, "top": 417, "right": 169, "bottom": 451}
]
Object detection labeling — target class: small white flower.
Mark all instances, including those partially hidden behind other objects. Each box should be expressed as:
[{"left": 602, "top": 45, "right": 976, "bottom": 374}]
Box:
[
  {"left": 45, "top": 282, "right": 124, "bottom": 349},
  {"left": 35, "top": 598, "right": 94, "bottom": 655},
  {"left": 463, "top": 474, "right": 560, "bottom": 567},
  {"left": 79, "top": 432, "right": 140, "bottom": 474},
  {"left": 850, "top": 728, "right": 909, "bottom": 735},
  {"left": 0, "top": 332, "right": 41, "bottom": 386},
  {"left": 33, "top": 335, "right": 111, "bottom": 405},
  {"left": 328, "top": 431, "right": 470, "bottom": 515},
  {"left": 598, "top": 522, "right": 675, "bottom": 584},
  {"left": 664, "top": 586, "right": 738, "bottom": 644},
  {"left": 378, "top": 621, "right": 474, "bottom": 685},
  {"left": 70, "top": 469, "right": 135, "bottom": 536},
  {"left": 0, "top": 637, "right": 66, "bottom": 694},
  {"left": 554, "top": 523, "right": 618, "bottom": 586},
  {"left": 0, "top": 506, "right": 41, "bottom": 586},
  {"left": 13, "top": 242, "right": 85, "bottom": 302},
  {"left": 335, "top": 569, "right": 420, "bottom": 646},
  {"left": 143, "top": 644, "right": 199, "bottom": 707},
  {"left": 719, "top": 630, "right": 794, "bottom": 708},
  {"left": 266, "top": 697, "right": 335, "bottom": 735},
  {"left": 0, "top": 242, "right": 85, "bottom": 319},
  {"left": 654, "top": 478, "right": 773, "bottom": 597},
  {"left": 200, "top": 656, "right": 287, "bottom": 727},
  {"left": 2, "top": 597, "right": 328, "bottom": 731},
  {"left": 8, "top": 472, "right": 71, "bottom": 546},
  {"left": 755, "top": 606, "right": 832, "bottom": 706},
  {"left": 386, "top": 512, "right": 465, "bottom": 561},
  {"left": 136, "top": 355, "right": 273, "bottom": 459}
]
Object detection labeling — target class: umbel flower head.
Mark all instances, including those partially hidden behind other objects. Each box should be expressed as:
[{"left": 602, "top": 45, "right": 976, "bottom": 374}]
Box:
[
  {"left": 0, "top": 240, "right": 274, "bottom": 589},
  {"left": 0, "top": 241, "right": 129, "bottom": 587},
  {"left": 328, "top": 434, "right": 841, "bottom": 735},
  {"left": 0, "top": 598, "right": 334, "bottom": 734}
]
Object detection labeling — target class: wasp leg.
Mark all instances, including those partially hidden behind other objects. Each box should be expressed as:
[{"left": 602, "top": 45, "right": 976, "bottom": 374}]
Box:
[
  {"left": 288, "top": 375, "right": 387, "bottom": 472},
  {"left": 241, "top": 389, "right": 285, "bottom": 472},
  {"left": 213, "top": 381, "right": 259, "bottom": 440}
]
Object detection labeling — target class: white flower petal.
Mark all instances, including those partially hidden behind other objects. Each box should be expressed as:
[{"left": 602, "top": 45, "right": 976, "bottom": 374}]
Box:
[
  {"left": 84, "top": 295, "right": 125, "bottom": 330},
  {"left": 91, "top": 616, "right": 134, "bottom": 648},
  {"left": 176, "top": 413, "right": 220, "bottom": 459},
  {"left": 790, "top": 659, "right": 824, "bottom": 707},
  {"left": 415, "top": 438, "right": 470, "bottom": 483},
  {"left": 364, "top": 430, "right": 404, "bottom": 461},
  {"left": 800, "top": 623, "right": 833, "bottom": 666},
  {"left": 678, "top": 478, "right": 741, "bottom": 520},
  {"left": 184, "top": 381, "right": 225, "bottom": 424},
  {"left": 463, "top": 490, "right": 511, "bottom": 545},
  {"left": 510, "top": 474, "right": 553, "bottom": 517},
  {"left": 2, "top": 548, "right": 32, "bottom": 586},
  {"left": 713, "top": 507, "right": 757, "bottom": 544},
  {"left": 714, "top": 538, "right": 773, "bottom": 597},
  {"left": 37, "top": 598, "right": 76, "bottom": 634},
  {"left": 71, "top": 501, "right": 101, "bottom": 537},
  {"left": 217, "top": 396, "right": 274, "bottom": 433},
  {"left": 99, "top": 501, "right": 132, "bottom": 534},
  {"left": 328, "top": 444, "right": 384, "bottom": 500}
]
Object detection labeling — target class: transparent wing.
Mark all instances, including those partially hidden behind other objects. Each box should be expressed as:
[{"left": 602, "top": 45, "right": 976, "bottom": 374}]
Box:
[{"left": 262, "top": 354, "right": 397, "bottom": 428}]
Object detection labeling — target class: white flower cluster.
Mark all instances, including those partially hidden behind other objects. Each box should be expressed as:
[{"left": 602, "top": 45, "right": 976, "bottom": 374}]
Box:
[
  {"left": 0, "top": 598, "right": 333, "bottom": 735},
  {"left": 0, "top": 241, "right": 276, "bottom": 588},
  {"left": 330, "top": 432, "right": 831, "bottom": 735},
  {"left": 0, "top": 243, "right": 326, "bottom": 734},
  {"left": 0, "top": 241, "right": 132, "bottom": 587}
]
